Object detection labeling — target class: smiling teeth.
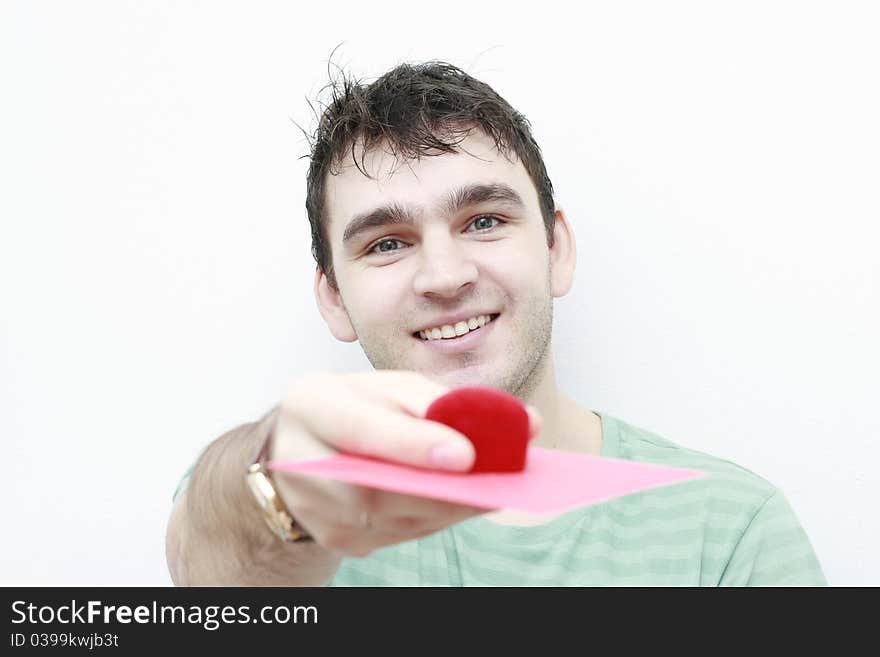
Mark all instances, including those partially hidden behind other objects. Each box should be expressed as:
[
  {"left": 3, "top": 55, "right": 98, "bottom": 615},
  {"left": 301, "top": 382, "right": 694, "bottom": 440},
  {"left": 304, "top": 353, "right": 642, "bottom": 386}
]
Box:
[{"left": 419, "top": 315, "right": 492, "bottom": 340}]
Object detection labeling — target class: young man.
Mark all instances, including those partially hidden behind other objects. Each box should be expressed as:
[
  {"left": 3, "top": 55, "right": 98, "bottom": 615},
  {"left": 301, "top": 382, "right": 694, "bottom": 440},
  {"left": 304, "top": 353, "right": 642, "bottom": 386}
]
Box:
[{"left": 165, "top": 61, "right": 826, "bottom": 586}]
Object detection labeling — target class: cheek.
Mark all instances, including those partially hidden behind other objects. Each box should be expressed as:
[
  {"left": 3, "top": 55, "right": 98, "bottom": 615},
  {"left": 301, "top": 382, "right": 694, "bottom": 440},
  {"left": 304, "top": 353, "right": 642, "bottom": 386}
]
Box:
[
  {"left": 344, "top": 271, "right": 409, "bottom": 324},
  {"left": 483, "top": 244, "right": 550, "bottom": 291}
]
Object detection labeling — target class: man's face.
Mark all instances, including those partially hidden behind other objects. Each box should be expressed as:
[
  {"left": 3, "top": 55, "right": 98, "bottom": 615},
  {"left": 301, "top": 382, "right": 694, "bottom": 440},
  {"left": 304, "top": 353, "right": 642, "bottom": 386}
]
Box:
[{"left": 321, "top": 129, "right": 559, "bottom": 397}]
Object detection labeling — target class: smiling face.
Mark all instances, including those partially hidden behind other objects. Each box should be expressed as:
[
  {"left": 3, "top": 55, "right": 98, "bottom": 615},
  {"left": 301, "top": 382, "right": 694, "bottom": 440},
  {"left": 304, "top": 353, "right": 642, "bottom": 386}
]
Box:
[{"left": 315, "top": 129, "right": 576, "bottom": 398}]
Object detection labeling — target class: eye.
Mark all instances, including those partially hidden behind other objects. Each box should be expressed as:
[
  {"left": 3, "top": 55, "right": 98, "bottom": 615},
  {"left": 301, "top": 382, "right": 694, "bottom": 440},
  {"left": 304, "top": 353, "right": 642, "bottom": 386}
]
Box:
[
  {"left": 367, "top": 238, "right": 407, "bottom": 255},
  {"left": 467, "top": 215, "right": 504, "bottom": 232}
]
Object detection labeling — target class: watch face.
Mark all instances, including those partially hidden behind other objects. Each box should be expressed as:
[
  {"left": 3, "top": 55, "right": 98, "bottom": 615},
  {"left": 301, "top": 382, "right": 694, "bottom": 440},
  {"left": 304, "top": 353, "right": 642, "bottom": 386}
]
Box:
[
  {"left": 246, "top": 472, "right": 271, "bottom": 510},
  {"left": 246, "top": 469, "right": 311, "bottom": 543}
]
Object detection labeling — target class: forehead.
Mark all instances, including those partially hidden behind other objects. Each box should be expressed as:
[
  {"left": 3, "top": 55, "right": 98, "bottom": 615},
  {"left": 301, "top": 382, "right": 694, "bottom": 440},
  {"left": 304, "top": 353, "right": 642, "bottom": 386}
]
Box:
[{"left": 323, "top": 130, "right": 538, "bottom": 241}]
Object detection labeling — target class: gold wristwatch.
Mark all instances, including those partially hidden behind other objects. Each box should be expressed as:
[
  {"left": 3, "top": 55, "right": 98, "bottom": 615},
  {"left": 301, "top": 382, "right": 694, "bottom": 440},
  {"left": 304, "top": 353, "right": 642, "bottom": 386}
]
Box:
[{"left": 245, "top": 412, "right": 313, "bottom": 543}]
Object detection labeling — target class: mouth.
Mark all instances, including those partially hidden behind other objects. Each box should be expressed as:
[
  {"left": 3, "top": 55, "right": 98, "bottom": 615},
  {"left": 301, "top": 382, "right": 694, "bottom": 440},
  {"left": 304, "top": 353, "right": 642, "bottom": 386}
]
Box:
[{"left": 413, "top": 313, "right": 500, "bottom": 342}]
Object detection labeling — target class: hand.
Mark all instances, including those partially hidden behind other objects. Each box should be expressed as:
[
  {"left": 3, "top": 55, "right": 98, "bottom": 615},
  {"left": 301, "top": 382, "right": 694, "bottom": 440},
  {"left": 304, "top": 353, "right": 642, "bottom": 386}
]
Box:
[{"left": 269, "top": 371, "right": 541, "bottom": 558}]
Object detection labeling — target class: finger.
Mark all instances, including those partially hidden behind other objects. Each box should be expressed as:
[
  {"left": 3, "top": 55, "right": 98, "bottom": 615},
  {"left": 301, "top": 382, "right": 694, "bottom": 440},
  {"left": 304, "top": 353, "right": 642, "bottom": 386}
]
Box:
[
  {"left": 283, "top": 475, "right": 487, "bottom": 530},
  {"left": 289, "top": 391, "right": 476, "bottom": 471},
  {"left": 351, "top": 501, "right": 488, "bottom": 546},
  {"left": 275, "top": 474, "right": 489, "bottom": 556},
  {"left": 344, "top": 370, "right": 450, "bottom": 418},
  {"left": 525, "top": 403, "right": 542, "bottom": 439},
  {"left": 349, "top": 371, "right": 542, "bottom": 454},
  {"left": 273, "top": 470, "right": 369, "bottom": 530},
  {"left": 354, "top": 371, "right": 541, "bottom": 437},
  {"left": 365, "top": 490, "right": 491, "bottom": 523}
]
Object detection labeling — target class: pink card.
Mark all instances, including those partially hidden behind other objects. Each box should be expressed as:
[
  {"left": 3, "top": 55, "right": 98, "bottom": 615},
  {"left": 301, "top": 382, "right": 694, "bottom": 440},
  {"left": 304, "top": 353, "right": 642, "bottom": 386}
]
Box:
[{"left": 269, "top": 447, "right": 707, "bottom": 513}]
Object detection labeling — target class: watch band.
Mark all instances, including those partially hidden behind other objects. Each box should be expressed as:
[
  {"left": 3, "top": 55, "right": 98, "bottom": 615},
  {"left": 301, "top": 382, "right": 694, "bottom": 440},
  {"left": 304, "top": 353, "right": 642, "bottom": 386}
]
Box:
[{"left": 245, "top": 408, "right": 313, "bottom": 544}]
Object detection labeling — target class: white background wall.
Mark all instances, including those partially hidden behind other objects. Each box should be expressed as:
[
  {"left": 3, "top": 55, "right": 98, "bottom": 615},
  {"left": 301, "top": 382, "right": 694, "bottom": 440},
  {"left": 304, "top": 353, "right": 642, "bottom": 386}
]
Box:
[{"left": 2, "top": 0, "right": 877, "bottom": 586}]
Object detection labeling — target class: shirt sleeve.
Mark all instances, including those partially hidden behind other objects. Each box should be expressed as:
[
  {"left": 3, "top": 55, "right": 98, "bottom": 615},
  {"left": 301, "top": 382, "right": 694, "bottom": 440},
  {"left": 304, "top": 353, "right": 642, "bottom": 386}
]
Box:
[
  {"left": 719, "top": 489, "right": 827, "bottom": 586},
  {"left": 173, "top": 445, "right": 209, "bottom": 503},
  {"left": 172, "top": 462, "right": 196, "bottom": 503}
]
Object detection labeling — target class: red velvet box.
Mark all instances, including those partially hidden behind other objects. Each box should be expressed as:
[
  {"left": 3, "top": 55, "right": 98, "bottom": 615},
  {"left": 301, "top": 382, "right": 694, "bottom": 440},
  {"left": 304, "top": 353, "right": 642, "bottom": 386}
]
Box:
[{"left": 426, "top": 386, "right": 530, "bottom": 472}]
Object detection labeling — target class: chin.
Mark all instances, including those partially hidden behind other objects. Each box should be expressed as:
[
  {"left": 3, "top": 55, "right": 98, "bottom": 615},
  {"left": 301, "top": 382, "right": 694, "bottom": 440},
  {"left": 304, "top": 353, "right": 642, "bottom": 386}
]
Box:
[{"left": 429, "top": 367, "right": 498, "bottom": 390}]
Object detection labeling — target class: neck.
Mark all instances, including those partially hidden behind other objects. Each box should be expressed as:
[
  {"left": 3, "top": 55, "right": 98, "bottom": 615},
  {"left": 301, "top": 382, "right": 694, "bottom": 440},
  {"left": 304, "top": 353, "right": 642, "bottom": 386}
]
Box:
[{"left": 514, "top": 348, "right": 602, "bottom": 456}]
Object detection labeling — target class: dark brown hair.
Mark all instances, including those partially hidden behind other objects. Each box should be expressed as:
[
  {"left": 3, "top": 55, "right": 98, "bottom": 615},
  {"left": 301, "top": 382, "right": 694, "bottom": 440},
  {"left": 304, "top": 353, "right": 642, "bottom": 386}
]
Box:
[{"left": 302, "top": 60, "right": 556, "bottom": 290}]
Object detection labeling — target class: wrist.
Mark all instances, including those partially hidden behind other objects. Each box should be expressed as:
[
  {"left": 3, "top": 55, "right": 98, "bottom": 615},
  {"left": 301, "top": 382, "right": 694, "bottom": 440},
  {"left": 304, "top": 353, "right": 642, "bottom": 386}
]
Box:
[{"left": 245, "top": 407, "right": 313, "bottom": 544}]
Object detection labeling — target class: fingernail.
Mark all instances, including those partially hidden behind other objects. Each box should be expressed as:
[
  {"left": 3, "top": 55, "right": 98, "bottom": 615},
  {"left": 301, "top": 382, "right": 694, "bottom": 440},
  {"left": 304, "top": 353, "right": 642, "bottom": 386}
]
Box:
[{"left": 429, "top": 442, "right": 472, "bottom": 470}]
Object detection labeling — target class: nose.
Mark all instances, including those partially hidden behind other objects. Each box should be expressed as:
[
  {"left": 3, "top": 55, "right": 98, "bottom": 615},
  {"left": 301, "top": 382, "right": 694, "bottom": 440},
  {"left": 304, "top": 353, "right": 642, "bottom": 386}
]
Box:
[{"left": 411, "top": 229, "right": 479, "bottom": 299}]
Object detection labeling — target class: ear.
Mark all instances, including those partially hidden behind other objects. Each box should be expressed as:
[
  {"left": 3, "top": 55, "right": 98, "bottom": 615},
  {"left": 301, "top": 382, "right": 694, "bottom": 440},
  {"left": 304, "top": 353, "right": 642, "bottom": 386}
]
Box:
[
  {"left": 314, "top": 267, "right": 358, "bottom": 342},
  {"left": 549, "top": 206, "right": 577, "bottom": 297}
]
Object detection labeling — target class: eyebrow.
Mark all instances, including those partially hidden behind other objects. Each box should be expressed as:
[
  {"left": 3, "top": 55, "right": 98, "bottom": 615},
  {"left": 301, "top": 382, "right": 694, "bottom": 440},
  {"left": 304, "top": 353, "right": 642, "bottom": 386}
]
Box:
[{"left": 341, "top": 183, "right": 526, "bottom": 247}]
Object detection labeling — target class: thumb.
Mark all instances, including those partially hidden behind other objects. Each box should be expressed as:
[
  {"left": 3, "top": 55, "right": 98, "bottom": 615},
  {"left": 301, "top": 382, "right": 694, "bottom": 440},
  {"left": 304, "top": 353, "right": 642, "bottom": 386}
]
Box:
[{"left": 525, "top": 404, "right": 542, "bottom": 440}]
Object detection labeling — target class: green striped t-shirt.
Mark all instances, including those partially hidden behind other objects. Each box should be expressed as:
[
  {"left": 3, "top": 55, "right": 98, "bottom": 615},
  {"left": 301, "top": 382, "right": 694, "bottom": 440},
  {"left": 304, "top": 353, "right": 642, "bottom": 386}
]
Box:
[{"left": 328, "top": 411, "right": 826, "bottom": 586}]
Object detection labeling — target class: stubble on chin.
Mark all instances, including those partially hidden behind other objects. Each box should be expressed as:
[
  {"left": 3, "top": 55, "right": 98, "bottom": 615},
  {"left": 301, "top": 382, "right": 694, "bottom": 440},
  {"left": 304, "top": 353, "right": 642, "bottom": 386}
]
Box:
[{"left": 355, "top": 301, "right": 553, "bottom": 403}]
